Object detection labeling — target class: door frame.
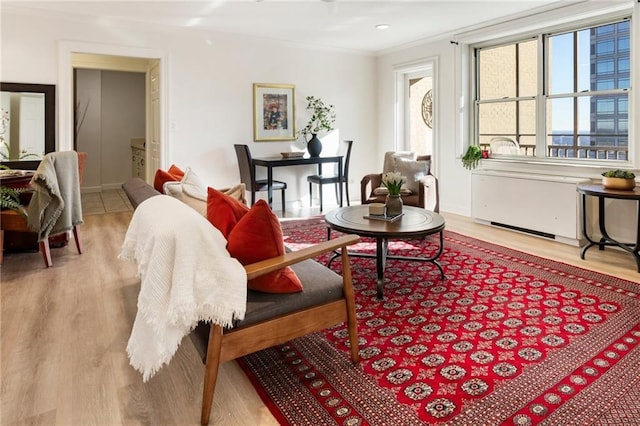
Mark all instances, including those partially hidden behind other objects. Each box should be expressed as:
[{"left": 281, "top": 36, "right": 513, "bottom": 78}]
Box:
[
  {"left": 393, "top": 56, "right": 438, "bottom": 167},
  {"left": 58, "top": 41, "right": 168, "bottom": 184}
]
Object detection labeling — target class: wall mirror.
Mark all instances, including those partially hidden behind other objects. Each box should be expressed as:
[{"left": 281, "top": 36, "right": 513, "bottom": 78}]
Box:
[{"left": 1, "top": 82, "right": 55, "bottom": 170}]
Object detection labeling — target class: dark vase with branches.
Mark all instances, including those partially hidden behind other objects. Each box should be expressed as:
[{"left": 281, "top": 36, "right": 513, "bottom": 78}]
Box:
[{"left": 298, "top": 96, "right": 336, "bottom": 157}]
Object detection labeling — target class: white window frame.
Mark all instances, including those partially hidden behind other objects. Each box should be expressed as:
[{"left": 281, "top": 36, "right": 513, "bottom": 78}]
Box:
[{"left": 454, "top": 1, "right": 637, "bottom": 170}]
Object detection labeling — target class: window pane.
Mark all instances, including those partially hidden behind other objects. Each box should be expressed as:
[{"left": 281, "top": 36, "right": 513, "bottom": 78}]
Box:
[
  {"left": 548, "top": 97, "right": 574, "bottom": 136},
  {"left": 518, "top": 100, "right": 536, "bottom": 134},
  {"left": 578, "top": 97, "right": 592, "bottom": 134},
  {"left": 519, "top": 135, "right": 536, "bottom": 156},
  {"left": 478, "top": 102, "right": 516, "bottom": 134},
  {"left": 549, "top": 32, "right": 574, "bottom": 94},
  {"left": 479, "top": 45, "right": 516, "bottom": 99},
  {"left": 577, "top": 29, "right": 591, "bottom": 92},
  {"left": 518, "top": 40, "right": 537, "bottom": 97}
]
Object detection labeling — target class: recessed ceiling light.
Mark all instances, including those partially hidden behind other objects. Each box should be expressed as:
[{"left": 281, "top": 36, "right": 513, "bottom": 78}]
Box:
[{"left": 376, "top": 24, "right": 390, "bottom": 30}]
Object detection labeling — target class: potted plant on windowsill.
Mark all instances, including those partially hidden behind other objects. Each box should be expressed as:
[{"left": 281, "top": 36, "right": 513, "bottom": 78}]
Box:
[
  {"left": 461, "top": 145, "right": 483, "bottom": 170},
  {"left": 601, "top": 169, "right": 636, "bottom": 190},
  {"left": 298, "top": 96, "right": 336, "bottom": 157}
]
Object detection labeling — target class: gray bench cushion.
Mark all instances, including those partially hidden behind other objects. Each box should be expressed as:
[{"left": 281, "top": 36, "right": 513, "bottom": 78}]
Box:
[
  {"left": 189, "top": 258, "right": 344, "bottom": 362},
  {"left": 122, "top": 177, "right": 161, "bottom": 208}
]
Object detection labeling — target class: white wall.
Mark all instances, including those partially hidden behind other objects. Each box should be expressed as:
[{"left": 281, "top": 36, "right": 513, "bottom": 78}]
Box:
[{"left": 0, "top": 8, "right": 377, "bottom": 207}]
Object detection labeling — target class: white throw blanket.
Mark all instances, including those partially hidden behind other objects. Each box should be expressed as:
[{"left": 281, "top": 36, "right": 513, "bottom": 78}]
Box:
[{"left": 119, "top": 195, "right": 247, "bottom": 382}]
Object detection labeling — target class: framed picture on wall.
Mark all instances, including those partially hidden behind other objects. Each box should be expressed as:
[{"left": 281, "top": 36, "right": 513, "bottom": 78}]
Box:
[{"left": 253, "top": 83, "right": 296, "bottom": 141}]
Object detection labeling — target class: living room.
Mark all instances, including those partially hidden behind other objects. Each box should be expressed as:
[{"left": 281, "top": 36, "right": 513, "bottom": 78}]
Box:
[{"left": 2, "top": 1, "right": 639, "bottom": 425}]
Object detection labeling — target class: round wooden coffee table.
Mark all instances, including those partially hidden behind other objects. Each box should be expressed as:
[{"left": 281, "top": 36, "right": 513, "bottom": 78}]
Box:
[{"left": 325, "top": 205, "right": 446, "bottom": 299}]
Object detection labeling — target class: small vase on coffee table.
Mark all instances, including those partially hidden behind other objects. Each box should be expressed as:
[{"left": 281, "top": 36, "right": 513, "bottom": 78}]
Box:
[{"left": 385, "top": 194, "right": 403, "bottom": 217}]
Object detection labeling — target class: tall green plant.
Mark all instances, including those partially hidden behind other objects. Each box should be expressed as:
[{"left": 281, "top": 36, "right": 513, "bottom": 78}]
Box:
[{"left": 298, "top": 96, "right": 336, "bottom": 141}]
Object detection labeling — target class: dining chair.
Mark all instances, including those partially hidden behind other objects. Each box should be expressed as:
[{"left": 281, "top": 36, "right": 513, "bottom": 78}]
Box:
[
  {"left": 0, "top": 151, "right": 86, "bottom": 267},
  {"left": 307, "top": 139, "right": 352, "bottom": 212},
  {"left": 233, "top": 144, "right": 287, "bottom": 212}
]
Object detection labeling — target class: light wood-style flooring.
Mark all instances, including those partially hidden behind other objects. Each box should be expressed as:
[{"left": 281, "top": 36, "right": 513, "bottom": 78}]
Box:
[{"left": 1, "top": 191, "right": 638, "bottom": 425}]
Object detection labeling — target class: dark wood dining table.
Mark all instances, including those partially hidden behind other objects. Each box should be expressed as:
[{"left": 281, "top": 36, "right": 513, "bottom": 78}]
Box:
[{"left": 252, "top": 154, "right": 343, "bottom": 209}]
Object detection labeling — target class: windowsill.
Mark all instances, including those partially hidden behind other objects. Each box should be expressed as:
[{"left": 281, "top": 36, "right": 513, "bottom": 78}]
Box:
[{"left": 470, "top": 156, "right": 636, "bottom": 181}]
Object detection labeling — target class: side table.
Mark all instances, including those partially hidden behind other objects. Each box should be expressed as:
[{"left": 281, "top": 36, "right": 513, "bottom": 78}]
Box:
[{"left": 576, "top": 183, "right": 640, "bottom": 272}]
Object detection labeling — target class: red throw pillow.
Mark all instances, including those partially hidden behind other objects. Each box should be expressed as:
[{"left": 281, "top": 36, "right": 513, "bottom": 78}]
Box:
[
  {"left": 153, "top": 164, "right": 185, "bottom": 192},
  {"left": 206, "top": 187, "right": 250, "bottom": 238},
  {"left": 226, "top": 200, "right": 302, "bottom": 293}
]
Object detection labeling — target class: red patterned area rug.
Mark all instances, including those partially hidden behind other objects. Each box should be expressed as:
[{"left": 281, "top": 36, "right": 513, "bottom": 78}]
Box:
[{"left": 237, "top": 217, "right": 640, "bottom": 425}]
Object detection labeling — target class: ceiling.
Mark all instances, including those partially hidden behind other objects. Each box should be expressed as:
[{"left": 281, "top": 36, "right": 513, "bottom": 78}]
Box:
[{"left": 4, "top": 0, "right": 578, "bottom": 53}]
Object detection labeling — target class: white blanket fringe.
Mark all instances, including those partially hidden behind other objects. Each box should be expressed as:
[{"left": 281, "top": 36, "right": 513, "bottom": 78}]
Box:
[{"left": 119, "top": 195, "right": 247, "bottom": 382}]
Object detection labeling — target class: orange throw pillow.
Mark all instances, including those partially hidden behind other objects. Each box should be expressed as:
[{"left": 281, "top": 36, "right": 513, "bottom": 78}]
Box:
[
  {"left": 227, "top": 200, "right": 302, "bottom": 293},
  {"left": 167, "top": 164, "right": 185, "bottom": 180},
  {"left": 153, "top": 164, "right": 185, "bottom": 192},
  {"left": 206, "top": 187, "right": 250, "bottom": 238}
]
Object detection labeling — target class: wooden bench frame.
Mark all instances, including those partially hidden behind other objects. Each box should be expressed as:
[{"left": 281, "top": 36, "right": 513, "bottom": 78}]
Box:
[{"left": 200, "top": 234, "right": 361, "bottom": 425}]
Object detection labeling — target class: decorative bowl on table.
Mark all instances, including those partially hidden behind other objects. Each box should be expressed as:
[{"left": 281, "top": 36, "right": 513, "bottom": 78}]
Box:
[
  {"left": 602, "top": 177, "right": 636, "bottom": 190},
  {"left": 601, "top": 170, "right": 636, "bottom": 190},
  {"left": 281, "top": 152, "right": 305, "bottom": 159}
]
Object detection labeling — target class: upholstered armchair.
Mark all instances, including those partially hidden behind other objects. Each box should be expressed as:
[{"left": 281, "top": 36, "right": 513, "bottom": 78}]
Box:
[{"left": 360, "top": 152, "right": 439, "bottom": 212}]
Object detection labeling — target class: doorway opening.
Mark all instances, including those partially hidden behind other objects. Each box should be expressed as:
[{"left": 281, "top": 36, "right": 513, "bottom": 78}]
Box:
[
  {"left": 74, "top": 67, "right": 145, "bottom": 192},
  {"left": 58, "top": 42, "right": 165, "bottom": 192},
  {"left": 395, "top": 59, "right": 436, "bottom": 157}
]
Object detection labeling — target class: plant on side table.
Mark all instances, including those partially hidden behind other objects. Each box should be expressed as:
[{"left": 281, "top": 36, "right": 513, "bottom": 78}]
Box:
[{"left": 601, "top": 169, "right": 636, "bottom": 191}]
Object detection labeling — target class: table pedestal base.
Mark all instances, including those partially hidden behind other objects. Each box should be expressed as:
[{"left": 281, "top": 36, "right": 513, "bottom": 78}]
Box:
[{"left": 328, "top": 230, "right": 445, "bottom": 300}]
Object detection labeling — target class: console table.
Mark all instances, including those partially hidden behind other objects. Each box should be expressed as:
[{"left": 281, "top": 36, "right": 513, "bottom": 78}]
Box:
[
  {"left": 576, "top": 183, "right": 640, "bottom": 272},
  {"left": 253, "top": 155, "right": 343, "bottom": 209},
  {"left": 0, "top": 170, "right": 68, "bottom": 263}
]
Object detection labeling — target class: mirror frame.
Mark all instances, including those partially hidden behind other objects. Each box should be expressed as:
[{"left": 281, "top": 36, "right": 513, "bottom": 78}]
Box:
[{"left": 1, "top": 82, "right": 56, "bottom": 170}]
